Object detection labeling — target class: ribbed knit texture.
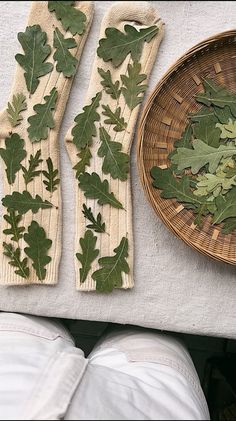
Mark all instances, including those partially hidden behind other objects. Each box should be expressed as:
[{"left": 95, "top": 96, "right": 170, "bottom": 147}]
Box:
[
  {"left": 65, "top": 2, "right": 164, "bottom": 291},
  {"left": 0, "top": 1, "right": 93, "bottom": 285}
]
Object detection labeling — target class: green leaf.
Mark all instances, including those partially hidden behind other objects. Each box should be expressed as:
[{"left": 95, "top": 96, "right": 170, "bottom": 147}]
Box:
[
  {"left": 27, "top": 88, "right": 58, "bottom": 142},
  {"left": 98, "top": 127, "right": 129, "bottom": 181},
  {"left": 171, "top": 139, "right": 236, "bottom": 174},
  {"left": 174, "top": 124, "right": 193, "bottom": 149},
  {"left": 222, "top": 218, "right": 236, "bottom": 234},
  {"left": 98, "top": 68, "right": 121, "bottom": 100},
  {"left": 73, "top": 148, "right": 92, "bottom": 178},
  {"left": 53, "top": 28, "right": 78, "bottom": 77},
  {"left": 2, "top": 191, "right": 52, "bottom": 215},
  {"left": 92, "top": 237, "right": 129, "bottom": 293},
  {"left": 97, "top": 24, "right": 158, "bottom": 67},
  {"left": 214, "top": 106, "right": 233, "bottom": 124},
  {"left": 42, "top": 158, "right": 60, "bottom": 193},
  {"left": 48, "top": 1, "right": 86, "bottom": 35},
  {"left": 196, "top": 78, "right": 236, "bottom": 117},
  {"left": 216, "top": 118, "right": 236, "bottom": 139},
  {"left": 0, "top": 133, "right": 27, "bottom": 185},
  {"left": 76, "top": 230, "right": 99, "bottom": 284},
  {"left": 151, "top": 167, "right": 205, "bottom": 209},
  {"left": 21, "top": 150, "right": 42, "bottom": 186},
  {"left": 3, "top": 242, "right": 29, "bottom": 279},
  {"left": 15, "top": 25, "right": 53, "bottom": 94},
  {"left": 121, "top": 62, "right": 147, "bottom": 110},
  {"left": 213, "top": 188, "right": 236, "bottom": 224},
  {"left": 24, "top": 221, "right": 52, "bottom": 281},
  {"left": 82, "top": 204, "right": 106, "bottom": 233},
  {"left": 193, "top": 115, "right": 221, "bottom": 147},
  {"left": 72, "top": 92, "right": 102, "bottom": 150},
  {"left": 7, "top": 93, "right": 27, "bottom": 127},
  {"left": 102, "top": 105, "right": 127, "bottom": 132},
  {"left": 189, "top": 106, "right": 215, "bottom": 122},
  {"left": 3, "top": 210, "right": 25, "bottom": 242},
  {"left": 79, "top": 172, "right": 123, "bottom": 209}
]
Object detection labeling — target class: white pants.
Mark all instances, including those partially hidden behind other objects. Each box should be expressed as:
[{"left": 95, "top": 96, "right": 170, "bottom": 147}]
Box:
[{"left": 0, "top": 313, "right": 210, "bottom": 420}]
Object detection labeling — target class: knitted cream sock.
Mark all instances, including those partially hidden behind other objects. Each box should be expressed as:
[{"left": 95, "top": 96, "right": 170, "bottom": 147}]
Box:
[
  {"left": 0, "top": 1, "right": 93, "bottom": 285},
  {"left": 65, "top": 2, "right": 164, "bottom": 292}
]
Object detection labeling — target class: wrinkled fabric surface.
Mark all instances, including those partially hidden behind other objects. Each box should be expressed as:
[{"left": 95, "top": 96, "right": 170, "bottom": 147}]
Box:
[{"left": 0, "top": 313, "right": 209, "bottom": 420}]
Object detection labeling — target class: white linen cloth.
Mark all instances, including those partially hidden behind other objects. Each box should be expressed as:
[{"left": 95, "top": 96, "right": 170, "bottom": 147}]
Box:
[
  {"left": 0, "top": 312, "right": 209, "bottom": 420},
  {"left": 0, "top": 1, "right": 236, "bottom": 338}
]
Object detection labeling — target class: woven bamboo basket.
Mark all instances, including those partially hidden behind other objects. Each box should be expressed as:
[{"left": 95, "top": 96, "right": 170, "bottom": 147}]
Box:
[{"left": 138, "top": 30, "right": 236, "bottom": 266}]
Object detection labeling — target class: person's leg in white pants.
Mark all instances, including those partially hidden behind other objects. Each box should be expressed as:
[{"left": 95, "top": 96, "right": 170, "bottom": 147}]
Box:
[{"left": 0, "top": 313, "right": 210, "bottom": 420}]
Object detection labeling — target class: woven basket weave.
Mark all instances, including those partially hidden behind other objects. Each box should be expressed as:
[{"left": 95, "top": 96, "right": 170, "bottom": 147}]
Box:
[{"left": 137, "top": 30, "right": 236, "bottom": 265}]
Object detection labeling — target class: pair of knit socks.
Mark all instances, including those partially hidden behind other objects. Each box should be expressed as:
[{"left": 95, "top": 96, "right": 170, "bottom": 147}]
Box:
[{"left": 0, "top": 1, "right": 164, "bottom": 292}]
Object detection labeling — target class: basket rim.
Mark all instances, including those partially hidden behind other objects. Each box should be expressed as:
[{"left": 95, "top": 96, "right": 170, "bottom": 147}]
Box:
[{"left": 137, "top": 29, "right": 236, "bottom": 265}]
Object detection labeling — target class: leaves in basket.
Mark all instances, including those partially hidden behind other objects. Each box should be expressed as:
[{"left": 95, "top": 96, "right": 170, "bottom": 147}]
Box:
[
  {"left": 53, "top": 28, "right": 78, "bottom": 78},
  {"left": 78, "top": 172, "right": 123, "bottom": 209},
  {"left": 92, "top": 237, "right": 129, "bottom": 293},
  {"left": 98, "top": 127, "right": 129, "bottom": 181},
  {"left": 28, "top": 88, "right": 58, "bottom": 142},
  {"left": 0, "top": 133, "right": 27, "bottom": 185},
  {"left": 15, "top": 25, "right": 53, "bottom": 94},
  {"left": 97, "top": 24, "right": 158, "bottom": 67},
  {"left": 222, "top": 218, "right": 236, "bottom": 234},
  {"left": 7, "top": 93, "right": 27, "bottom": 127},
  {"left": 3, "top": 242, "right": 29, "bottom": 279},
  {"left": 2, "top": 191, "right": 52, "bottom": 215},
  {"left": 216, "top": 118, "right": 236, "bottom": 139},
  {"left": 72, "top": 92, "right": 102, "bottom": 150},
  {"left": 48, "top": 1, "right": 86, "bottom": 35},
  {"left": 171, "top": 139, "right": 236, "bottom": 174},
  {"left": 76, "top": 230, "right": 99, "bottom": 284},
  {"left": 213, "top": 188, "right": 236, "bottom": 224},
  {"left": 82, "top": 204, "right": 106, "bottom": 233},
  {"left": 24, "top": 221, "right": 52, "bottom": 281},
  {"left": 196, "top": 78, "right": 236, "bottom": 117}
]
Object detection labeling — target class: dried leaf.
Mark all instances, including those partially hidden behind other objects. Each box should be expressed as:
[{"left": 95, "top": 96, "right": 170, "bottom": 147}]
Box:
[
  {"left": 7, "top": 93, "right": 27, "bottom": 127},
  {"left": 73, "top": 148, "right": 92, "bottom": 178},
  {"left": 0, "top": 133, "right": 27, "bottom": 185},
  {"left": 24, "top": 221, "right": 52, "bottom": 281},
  {"left": 174, "top": 124, "right": 193, "bottom": 149},
  {"left": 102, "top": 105, "right": 127, "bottom": 132},
  {"left": 222, "top": 218, "right": 236, "bottom": 234},
  {"left": 193, "top": 115, "right": 221, "bottom": 147},
  {"left": 97, "top": 24, "right": 158, "bottom": 67},
  {"left": 3, "top": 242, "right": 29, "bottom": 279},
  {"left": 98, "top": 68, "right": 120, "bottom": 100},
  {"left": 42, "top": 158, "right": 60, "bottom": 193},
  {"left": 27, "top": 88, "right": 58, "bottom": 142},
  {"left": 216, "top": 118, "right": 236, "bottom": 139},
  {"left": 214, "top": 106, "right": 233, "bottom": 124},
  {"left": 82, "top": 204, "right": 106, "bottom": 233},
  {"left": 98, "top": 127, "right": 129, "bottom": 181},
  {"left": 76, "top": 230, "right": 99, "bottom": 284},
  {"left": 92, "top": 237, "right": 129, "bottom": 293},
  {"left": 121, "top": 62, "right": 147, "bottom": 110},
  {"left": 48, "top": 1, "right": 86, "bottom": 35},
  {"left": 53, "top": 28, "right": 78, "bottom": 77},
  {"left": 21, "top": 150, "right": 42, "bottom": 186},
  {"left": 196, "top": 78, "right": 236, "bottom": 117},
  {"left": 15, "top": 25, "right": 53, "bottom": 94},
  {"left": 72, "top": 92, "right": 102, "bottom": 150},
  {"left": 3, "top": 210, "right": 25, "bottom": 242},
  {"left": 213, "top": 188, "right": 236, "bottom": 224},
  {"left": 171, "top": 139, "right": 236, "bottom": 174},
  {"left": 2, "top": 191, "right": 52, "bottom": 215},
  {"left": 78, "top": 172, "right": 123, "bottom": 209}
]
